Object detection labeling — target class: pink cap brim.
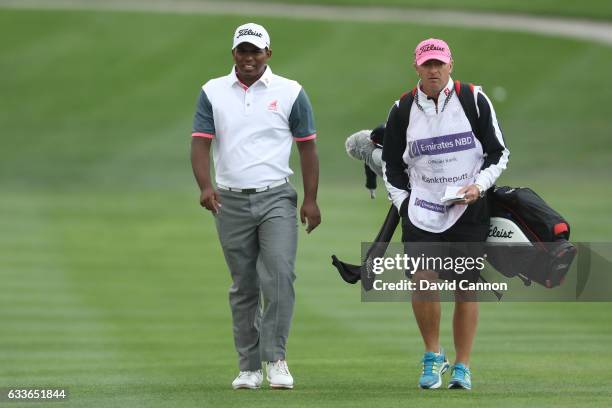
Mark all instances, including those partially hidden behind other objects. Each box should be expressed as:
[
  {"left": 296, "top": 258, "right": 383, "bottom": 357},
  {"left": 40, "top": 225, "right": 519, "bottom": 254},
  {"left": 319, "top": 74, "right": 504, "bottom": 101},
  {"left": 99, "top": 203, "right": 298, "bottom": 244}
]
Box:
[{"left": 416, "top": 52, "right": 451, "bottom": 66}]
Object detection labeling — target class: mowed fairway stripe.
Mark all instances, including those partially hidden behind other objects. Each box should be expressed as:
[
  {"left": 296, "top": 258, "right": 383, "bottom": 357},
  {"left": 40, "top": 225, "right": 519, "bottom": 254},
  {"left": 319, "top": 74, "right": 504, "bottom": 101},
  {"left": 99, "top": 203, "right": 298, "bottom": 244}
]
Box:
[{"left": 0, "top": 0, "right": 612, "bottom": 46}]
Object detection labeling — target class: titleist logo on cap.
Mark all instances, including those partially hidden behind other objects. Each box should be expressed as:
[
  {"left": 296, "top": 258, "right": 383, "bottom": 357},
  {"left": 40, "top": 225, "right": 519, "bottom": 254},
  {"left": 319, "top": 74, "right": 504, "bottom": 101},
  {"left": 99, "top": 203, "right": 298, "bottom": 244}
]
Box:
[
  {"left": 418, "top": 44, "right": 446, "bottom": 54},
  {"left": 237, "top": 28, "right": 263, "bottom": 38}
]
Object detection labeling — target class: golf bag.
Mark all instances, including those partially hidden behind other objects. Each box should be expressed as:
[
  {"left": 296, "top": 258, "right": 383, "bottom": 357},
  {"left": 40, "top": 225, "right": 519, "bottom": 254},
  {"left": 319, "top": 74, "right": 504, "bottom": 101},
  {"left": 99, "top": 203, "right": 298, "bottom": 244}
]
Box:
[{"left": 486, "top": 186, "right": 577, "bottom": 288}]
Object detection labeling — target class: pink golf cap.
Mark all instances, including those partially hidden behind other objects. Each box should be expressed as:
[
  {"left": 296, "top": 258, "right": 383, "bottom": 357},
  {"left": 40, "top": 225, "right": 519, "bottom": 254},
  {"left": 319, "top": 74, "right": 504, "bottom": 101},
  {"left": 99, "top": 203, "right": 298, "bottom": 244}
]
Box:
[{"left": 414, "top": 38, "right": 452, "bottom": 65}]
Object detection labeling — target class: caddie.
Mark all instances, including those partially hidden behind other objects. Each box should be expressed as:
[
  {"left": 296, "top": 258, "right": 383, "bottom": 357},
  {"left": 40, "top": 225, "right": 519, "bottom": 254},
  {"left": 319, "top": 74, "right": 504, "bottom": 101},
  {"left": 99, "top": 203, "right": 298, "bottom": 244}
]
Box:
[
  {"left": 382, "top": 38, "right": 509, "bottom": 390},
  {"left": 190, "top": 22, "right": 321, "bottom": 390}
]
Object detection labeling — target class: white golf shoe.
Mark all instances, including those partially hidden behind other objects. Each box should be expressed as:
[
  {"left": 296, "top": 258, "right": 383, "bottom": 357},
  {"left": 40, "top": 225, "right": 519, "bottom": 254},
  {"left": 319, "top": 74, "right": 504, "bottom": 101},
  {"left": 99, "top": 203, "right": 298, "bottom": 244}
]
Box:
[
  {"left": 265, "top": 360, "right": 294, "bottom": 389},
  {"left": 231, "top": 369, "right": 263, "bottom": 389}
]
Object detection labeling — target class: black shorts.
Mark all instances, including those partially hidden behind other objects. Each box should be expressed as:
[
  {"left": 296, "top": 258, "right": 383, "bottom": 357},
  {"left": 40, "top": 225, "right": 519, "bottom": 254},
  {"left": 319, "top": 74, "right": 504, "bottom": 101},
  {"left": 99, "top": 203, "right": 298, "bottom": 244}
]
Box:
[{"left": 401, "top": 197, "right": 489, "bottom": 283}]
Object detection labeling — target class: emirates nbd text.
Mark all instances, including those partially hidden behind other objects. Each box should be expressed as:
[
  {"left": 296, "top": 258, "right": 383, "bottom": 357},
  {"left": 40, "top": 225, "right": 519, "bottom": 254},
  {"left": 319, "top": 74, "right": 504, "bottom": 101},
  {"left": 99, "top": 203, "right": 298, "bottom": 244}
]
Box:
[{"left": 372, "top": 279, "right": 508, "bottom": 292}]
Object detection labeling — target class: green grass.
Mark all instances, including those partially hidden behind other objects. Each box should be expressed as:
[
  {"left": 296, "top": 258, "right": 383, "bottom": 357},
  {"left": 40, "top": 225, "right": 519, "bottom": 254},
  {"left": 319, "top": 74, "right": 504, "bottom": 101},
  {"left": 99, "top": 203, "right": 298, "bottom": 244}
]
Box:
[
  {"left": 1, "top": 8, "right": 612, "bottom": 408},
  {"left": 223, "top": 0, "right": 612, "bottom": 21},
  {"left": 2, "top": 190, "right": 612, "bottom": 407}
]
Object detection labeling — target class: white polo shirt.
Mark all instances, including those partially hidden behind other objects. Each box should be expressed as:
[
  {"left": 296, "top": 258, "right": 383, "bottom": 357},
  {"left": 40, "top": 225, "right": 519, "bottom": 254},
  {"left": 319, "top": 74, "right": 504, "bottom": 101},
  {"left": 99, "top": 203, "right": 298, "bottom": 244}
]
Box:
[{"left": 191, "top": 66, "right": 316, "bottom": 189}]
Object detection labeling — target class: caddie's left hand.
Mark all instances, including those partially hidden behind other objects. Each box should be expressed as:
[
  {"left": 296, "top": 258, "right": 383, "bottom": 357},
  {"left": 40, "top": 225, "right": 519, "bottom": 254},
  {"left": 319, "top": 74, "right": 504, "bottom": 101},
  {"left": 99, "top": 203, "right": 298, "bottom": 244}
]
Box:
[
  {"left": 300, "top": 199, "right": 321, "bottom": 233},
  {"left": 457, "top": 184, "right": 481, "bottom": 205}
]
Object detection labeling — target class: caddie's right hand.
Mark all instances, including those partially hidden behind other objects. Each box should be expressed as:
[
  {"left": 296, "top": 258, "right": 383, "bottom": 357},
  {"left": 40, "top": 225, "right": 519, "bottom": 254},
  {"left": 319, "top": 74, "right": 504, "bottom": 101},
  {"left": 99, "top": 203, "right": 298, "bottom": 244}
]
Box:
[{"left": 200, "top": 187, "right": 221, "bottom": 215}]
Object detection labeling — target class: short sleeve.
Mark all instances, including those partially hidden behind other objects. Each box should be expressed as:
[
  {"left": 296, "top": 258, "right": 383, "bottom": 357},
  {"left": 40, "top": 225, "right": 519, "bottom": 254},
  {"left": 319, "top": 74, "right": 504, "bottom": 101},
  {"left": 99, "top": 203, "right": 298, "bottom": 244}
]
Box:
[
  {"left": 289, "top": 88, "right": 316, "bottom": 141},
  {"left": 191, "top": 89, "right": 215, "bottom": 138}
]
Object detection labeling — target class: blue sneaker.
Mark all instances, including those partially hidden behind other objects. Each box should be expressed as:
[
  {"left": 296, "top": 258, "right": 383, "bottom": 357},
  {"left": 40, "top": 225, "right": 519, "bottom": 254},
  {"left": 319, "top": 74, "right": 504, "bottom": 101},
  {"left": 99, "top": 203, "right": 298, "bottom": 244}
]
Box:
[
  {"left": 418, "top": 349, "right": 449, "bottom": 389},
  {"left": 448, "top": 363, "right": 472, "bottom": 390}
]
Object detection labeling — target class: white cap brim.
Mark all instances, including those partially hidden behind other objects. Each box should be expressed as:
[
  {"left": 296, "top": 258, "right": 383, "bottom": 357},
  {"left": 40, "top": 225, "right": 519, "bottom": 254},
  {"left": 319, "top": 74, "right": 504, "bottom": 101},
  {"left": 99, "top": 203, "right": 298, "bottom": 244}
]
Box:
[{"left": 232, "top": 36, "right": 268, "bottom": 50}]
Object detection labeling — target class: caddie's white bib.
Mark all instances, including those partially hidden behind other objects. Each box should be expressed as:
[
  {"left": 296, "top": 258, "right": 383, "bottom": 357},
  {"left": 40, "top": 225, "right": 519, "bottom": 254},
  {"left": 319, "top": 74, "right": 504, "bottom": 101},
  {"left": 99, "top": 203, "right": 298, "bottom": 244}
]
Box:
[{"left": 403, "top": 90, "right": 485, "bottom": 233}]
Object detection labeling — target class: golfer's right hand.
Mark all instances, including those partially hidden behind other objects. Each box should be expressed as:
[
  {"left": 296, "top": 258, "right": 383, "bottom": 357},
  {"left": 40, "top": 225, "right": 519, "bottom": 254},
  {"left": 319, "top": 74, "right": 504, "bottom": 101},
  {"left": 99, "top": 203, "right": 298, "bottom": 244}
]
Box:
[{"left": 200, "top": 187, "right": 221, "bottom": 214}]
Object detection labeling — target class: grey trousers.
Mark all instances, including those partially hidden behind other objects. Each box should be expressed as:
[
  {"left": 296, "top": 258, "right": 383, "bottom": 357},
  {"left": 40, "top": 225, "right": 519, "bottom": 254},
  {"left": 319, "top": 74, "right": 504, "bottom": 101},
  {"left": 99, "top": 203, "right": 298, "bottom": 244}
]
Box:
[{"left": 215, "top": 183, "right": 298, "bottom": 371}]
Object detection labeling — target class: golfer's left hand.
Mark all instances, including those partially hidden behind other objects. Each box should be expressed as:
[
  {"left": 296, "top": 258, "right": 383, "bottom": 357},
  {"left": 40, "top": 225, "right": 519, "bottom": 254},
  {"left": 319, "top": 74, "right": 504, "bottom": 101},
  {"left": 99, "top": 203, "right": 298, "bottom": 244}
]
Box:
[
  {"left": 457, "top": 184, "right": 481, "bottom": 205},
  {"left": 300, "top": 200, "right": 321, "bottom": 233}
]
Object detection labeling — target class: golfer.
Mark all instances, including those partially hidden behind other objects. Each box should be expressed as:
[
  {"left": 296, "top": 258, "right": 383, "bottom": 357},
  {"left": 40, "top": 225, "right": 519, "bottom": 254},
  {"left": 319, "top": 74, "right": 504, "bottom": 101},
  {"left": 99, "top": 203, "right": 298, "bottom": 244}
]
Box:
[
  {"left": 190, "top": 23, "right": 321, "bottom": 390},
  {"left": 382, "top": 38, "right": 509, "bottom": 390}
]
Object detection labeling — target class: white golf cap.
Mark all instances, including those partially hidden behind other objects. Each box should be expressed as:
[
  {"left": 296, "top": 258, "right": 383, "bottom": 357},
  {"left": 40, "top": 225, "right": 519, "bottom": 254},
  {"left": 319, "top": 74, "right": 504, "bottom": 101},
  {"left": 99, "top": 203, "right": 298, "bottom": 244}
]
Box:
[{"left": 232, "top": 23, "right": 270, "bottom": 50}]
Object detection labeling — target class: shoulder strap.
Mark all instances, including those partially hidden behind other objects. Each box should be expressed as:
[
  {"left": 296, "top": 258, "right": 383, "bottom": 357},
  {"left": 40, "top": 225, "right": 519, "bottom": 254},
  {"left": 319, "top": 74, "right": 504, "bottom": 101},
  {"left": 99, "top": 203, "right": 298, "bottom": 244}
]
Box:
[
  {"left": 396, "top": 87, "right": 416, "bottom": 135},
  {"left": 454, "top": 80, "right": 479, "bottom": 139}
]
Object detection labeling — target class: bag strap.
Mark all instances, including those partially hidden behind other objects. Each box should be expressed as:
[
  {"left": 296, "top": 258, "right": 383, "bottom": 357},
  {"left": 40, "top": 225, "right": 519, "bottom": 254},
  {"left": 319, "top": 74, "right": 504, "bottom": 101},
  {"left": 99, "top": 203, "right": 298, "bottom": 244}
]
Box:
[
  {"left": 454, "top": 80, "right": 479, "bottom": 140},
  {"left": 396, "top": 87, "right": 416, "bottom": 133}
]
